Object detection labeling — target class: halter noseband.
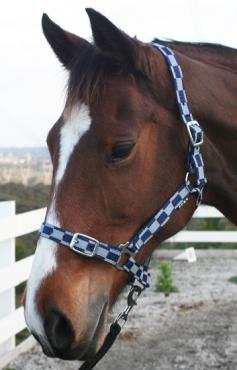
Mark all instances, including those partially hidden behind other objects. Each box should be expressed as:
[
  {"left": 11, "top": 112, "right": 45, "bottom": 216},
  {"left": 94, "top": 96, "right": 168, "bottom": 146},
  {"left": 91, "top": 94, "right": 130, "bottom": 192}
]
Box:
[{"left": 38, "top": 43, "right": 206, "bottom": 368}]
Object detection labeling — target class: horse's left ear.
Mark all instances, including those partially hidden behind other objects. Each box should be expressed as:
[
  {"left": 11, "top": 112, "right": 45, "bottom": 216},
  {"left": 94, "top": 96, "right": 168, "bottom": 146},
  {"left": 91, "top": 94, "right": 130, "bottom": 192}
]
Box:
[
  {"left": 86, "top": 8, "right": 138, "bottom": 71},
  {"left": 42, "top": 13, "right": 90, "bottom": 69}
]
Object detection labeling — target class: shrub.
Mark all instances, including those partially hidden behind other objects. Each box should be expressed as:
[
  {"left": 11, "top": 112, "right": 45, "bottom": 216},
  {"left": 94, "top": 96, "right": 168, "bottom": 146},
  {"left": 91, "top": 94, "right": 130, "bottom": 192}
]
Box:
[
  {"left": 155, "top": 261, "right": 178, "bottom": 296},
  {"left": 228, "top": 276, "right": 237, "bottom": 284}
]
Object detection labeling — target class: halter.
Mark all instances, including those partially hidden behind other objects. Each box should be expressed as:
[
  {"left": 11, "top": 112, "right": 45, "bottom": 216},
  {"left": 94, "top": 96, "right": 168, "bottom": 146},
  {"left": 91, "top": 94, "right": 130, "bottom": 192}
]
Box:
[
  {"left": 39, "top": 43, "right": 207, "bottom": 368},
  {"left": 39, "top": 43, "right": 206, "bottom": 289}
]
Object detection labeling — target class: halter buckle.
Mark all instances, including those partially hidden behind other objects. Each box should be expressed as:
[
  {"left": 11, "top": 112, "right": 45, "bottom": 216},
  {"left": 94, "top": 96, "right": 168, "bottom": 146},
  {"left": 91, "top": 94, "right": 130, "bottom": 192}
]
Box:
[
  {"left": 69, "top": 233, "right": 99, "bottom": 257},
  {"left": 187, "top": 120, "right": 203, "bottom": 147}
]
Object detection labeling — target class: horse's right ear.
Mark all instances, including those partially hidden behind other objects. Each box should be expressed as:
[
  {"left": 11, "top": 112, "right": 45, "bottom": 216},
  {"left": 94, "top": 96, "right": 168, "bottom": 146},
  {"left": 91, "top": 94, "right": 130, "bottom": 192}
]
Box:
[
  {"left": 42, "top": 14, "right": 89, "bottom": 69},
  {"left": 85, "top": 8, "right": 137, "bottom": 72}
]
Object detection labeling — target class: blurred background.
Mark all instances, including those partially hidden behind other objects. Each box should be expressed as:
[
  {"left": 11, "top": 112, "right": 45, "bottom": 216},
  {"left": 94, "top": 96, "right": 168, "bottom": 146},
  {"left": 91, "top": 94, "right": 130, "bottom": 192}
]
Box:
[
  {"left": 0, "top": 0, "right": 237, "bottom": 240},
  {"left": 1, "top": 0, "right": 237, "bottom": 148},
  {"left": 1, "top": 0, "right": 237, "bottom": 178},
  {"left": 0, "top": 0, "right": 236, "bottom": 229},
  {"left": 0, "top": 0, "right": 236, "bottom": 362}
]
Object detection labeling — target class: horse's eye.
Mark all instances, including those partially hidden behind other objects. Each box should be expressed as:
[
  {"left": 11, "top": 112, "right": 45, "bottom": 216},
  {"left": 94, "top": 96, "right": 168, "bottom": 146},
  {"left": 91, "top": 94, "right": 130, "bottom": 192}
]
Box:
[{"left": 109, "top": 142, "right": 135, "bottom": 163}]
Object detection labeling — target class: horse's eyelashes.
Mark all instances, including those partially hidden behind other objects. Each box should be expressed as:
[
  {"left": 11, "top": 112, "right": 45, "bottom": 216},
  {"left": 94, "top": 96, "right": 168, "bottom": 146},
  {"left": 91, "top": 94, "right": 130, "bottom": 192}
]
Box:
[{"left": 108, "top": 142, "right": 135, "bottom": 163}]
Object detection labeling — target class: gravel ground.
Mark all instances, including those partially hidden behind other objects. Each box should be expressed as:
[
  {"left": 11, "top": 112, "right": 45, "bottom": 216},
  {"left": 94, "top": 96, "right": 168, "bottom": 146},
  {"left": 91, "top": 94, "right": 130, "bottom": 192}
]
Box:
[{"left": 8, "top": 250, "right": 237, "bottom": 370}]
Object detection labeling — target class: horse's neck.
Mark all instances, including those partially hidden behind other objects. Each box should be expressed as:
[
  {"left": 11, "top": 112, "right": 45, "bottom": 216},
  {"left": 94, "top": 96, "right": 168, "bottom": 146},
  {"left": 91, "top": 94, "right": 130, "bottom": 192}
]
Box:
[
  {"left": 160, "top": 40, "right": 237, "bottom": 73},
  {"left": 178, "top": 52, "right": 237, "bottom": 224},
  {"left": 186, "top": 58, "right": 237, "bottom": 137}
]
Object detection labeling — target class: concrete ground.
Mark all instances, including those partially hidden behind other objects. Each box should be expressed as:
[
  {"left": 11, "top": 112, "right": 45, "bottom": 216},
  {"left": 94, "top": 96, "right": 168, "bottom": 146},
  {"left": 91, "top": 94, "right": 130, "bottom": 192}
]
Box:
[{"left": 7, "top": 250, "right": 237, "bottom": 370}]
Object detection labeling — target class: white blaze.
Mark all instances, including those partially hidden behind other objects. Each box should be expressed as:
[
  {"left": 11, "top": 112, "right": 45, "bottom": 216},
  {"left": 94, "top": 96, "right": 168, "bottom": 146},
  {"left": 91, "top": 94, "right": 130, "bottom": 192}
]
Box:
[{"left": 25, "top": 103, "right": 92, "bottom": 340}]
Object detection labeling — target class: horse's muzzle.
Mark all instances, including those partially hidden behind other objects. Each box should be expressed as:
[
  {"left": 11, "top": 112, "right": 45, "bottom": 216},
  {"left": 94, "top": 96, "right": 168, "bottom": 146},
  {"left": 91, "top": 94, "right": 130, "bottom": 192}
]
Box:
[{"left": 42, "top": 300, "right": 108, "bottom": 360}]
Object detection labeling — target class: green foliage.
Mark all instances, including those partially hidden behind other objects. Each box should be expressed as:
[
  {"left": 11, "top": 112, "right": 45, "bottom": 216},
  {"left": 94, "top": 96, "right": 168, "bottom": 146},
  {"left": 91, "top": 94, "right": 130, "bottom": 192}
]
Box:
[
  {"left": 228, "top": 276, "right": 237, "bottom": 284},
  {"left": 16, "top": 237, "right": 36, "bottom": 260},
  {"left": 0, "top": 183, "right": 49, "bottom": 261},
  {"left": 16, "top": 328, "right": 30, "bottom": 345},
  {"left": 16, "top": 282, "right": 26, "bottom": 308},
  {"left": 160, "top": 217, "right": 237, "bottom": 249},
  {"left": 0, "top": 183, "right": 50, "bottom": 316},
  {"left": 0, "top": 182, "right": 50, "bottom": 213},
  {"left": 155, "top": 261, "right": 178, "bottom": 296},
  {"left": 187, "top": 217, "right": 236, "bottom": 231},
  {"left": 16, "top": 233, "right": 38, "bottom": 261}
]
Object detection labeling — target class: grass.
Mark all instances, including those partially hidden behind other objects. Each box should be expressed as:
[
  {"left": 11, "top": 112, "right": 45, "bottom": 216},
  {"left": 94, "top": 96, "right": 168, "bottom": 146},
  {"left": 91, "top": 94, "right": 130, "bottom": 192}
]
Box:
[
  {"left": 16, "top": 328, "right": 30, "bottom": 346},
  {"left": 228, "top": 276, "right": 237, "bottom": 284},
  {"left": 155, "top": 261, "right": 178, "bottom": 296},
  {"left": 159, "top": 217, "right": 237, "bottom": 250}
]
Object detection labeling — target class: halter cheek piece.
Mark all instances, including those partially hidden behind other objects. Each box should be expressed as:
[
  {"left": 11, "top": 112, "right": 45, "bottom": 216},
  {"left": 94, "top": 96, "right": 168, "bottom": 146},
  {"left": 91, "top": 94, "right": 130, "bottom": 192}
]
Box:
[{"left": 39, "top": 44, "right": 207, "bottom": 369}]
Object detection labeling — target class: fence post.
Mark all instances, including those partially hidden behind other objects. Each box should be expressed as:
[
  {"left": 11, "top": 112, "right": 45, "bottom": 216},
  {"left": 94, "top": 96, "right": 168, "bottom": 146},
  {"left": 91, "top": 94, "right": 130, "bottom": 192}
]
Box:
[{"left": 0, "top": 201, "right": 16, "bottom": 357}]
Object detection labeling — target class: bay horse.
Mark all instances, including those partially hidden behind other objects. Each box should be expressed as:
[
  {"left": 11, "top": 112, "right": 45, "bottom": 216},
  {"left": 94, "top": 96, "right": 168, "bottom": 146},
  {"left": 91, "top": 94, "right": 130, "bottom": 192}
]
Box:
[{"left": 24, "top": 7, "right": 237, "bottom": 365}]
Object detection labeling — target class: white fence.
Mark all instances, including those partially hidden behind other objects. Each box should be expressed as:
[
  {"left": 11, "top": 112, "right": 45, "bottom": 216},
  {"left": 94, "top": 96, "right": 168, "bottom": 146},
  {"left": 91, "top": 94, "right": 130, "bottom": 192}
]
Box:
[
  {"left": 0, "top": 202, "right": 46, "bottom": 367},
  {"left": 0, "top": 201, "right": 236, "bottom": 366}
]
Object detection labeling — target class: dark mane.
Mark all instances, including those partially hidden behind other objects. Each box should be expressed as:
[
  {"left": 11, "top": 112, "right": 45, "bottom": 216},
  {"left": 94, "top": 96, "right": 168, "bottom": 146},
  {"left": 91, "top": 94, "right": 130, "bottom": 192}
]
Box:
[
  {"left": 153, "top": 39, "right": 237, "bottom": 72},
  {"left": 153, "top": 39, "right": 237, "bottom": 53},
  {"left": 67, "top": 38, "right": 237, "bottom": 106}
]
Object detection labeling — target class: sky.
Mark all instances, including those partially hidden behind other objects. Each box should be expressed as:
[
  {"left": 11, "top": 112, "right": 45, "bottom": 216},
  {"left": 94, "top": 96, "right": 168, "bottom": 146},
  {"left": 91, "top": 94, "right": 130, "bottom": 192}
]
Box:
[{"left": 0, "top": 0, "right": 237, "bottom": 147}]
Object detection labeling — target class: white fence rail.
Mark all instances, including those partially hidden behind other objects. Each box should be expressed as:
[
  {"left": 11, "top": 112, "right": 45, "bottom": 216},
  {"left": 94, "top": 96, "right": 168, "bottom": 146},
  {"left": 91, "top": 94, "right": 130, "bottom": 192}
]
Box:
[
  {"left": 0, "top": 202, "right": 236, "bottom": 366},
  {"left": 0, "top": 202, "right": 46, "bottom": 366},
  {"left": 167, "top": 207, "right": 236, "bottom": 243}
]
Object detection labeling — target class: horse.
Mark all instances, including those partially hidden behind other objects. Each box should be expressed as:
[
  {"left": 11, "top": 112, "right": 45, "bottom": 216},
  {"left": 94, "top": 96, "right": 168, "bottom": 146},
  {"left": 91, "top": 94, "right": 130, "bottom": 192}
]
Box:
[{"left": 24, "top": 7, "right": 237, "bottom": 364}]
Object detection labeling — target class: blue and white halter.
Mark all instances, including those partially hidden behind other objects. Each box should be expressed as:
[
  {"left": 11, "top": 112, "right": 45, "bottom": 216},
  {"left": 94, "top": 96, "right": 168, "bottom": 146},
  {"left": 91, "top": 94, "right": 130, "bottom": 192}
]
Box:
[{"left": 39, "top": 43, "right": 206, "bottom": 289}]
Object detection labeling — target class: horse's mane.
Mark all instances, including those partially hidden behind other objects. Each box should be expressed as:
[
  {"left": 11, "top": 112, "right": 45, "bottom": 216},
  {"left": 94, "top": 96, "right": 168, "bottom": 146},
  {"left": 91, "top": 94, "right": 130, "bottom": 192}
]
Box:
[
  {"left": 153, "top": 39, "right": 237, "bottom": 72},
  {"left": 67, "top": 39, "right": 237, "bottom": 106}
]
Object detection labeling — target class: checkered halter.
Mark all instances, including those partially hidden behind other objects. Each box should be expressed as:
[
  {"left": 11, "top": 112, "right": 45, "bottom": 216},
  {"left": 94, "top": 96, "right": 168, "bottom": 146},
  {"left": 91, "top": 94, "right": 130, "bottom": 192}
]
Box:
[{"left": 39, "top": 43, "right": 206, "bottom": 289}]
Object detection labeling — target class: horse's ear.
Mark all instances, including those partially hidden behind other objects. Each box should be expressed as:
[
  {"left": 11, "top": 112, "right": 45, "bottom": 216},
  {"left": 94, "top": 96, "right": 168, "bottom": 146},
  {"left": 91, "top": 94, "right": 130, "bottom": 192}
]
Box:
[
  {"left": 42, "top": 13, "right": 89, "bottom": 69},
  {"left": 86, "top": 8, "right": 137, "bottom": 70}
]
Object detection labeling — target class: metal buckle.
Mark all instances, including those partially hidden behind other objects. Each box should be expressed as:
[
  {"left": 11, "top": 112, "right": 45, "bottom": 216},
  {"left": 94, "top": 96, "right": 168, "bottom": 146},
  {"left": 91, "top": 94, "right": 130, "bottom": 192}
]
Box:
[
  {"left": 187, "top": 120, "right": 203, "bottom": 147},
  {"left": 69, "top": 233, "right": 99, "bottom": 257},
  {"left": 115, "top": 242, "right": 135, "bottom": 271}
]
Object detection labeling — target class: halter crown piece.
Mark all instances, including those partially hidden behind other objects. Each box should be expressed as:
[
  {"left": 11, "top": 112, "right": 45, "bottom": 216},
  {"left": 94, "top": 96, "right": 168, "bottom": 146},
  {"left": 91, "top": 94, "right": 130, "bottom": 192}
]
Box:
[{"left": 39, "top": 44, "right": 207, "bottom": 369}]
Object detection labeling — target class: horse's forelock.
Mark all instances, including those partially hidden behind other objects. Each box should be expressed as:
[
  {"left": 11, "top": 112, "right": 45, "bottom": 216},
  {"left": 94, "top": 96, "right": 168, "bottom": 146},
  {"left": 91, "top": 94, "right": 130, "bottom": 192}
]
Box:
[
  {"left": 66, "top": 45, "right": 121, "bottom": 107},
  {"left": 65, "top": 40, "right": 156, "bottom": 108}
]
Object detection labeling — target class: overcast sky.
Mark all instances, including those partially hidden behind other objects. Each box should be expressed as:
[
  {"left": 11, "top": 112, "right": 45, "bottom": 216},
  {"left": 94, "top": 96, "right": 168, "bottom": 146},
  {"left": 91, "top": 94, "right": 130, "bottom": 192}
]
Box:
[{"left": 1, "top": 0, "right": 237, "bottom": 147}]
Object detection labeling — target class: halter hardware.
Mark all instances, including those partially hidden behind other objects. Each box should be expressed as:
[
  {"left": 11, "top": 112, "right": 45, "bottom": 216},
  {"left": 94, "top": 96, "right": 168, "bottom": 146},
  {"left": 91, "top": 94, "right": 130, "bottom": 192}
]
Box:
[
  {"left": 115, "top": 242, "right": 135, "bottom": 271},
  {"left": 114, "top": 284, "right": 143, "bottom": 327},
  {"left": 69, "top": 233, "right": 99, "bottom": 257},
  {"left": 38, "top": 43, "right": 207, "bottom": 370},
  {"left": 186, "top": 120, "right": 204, "bottom": 147}
]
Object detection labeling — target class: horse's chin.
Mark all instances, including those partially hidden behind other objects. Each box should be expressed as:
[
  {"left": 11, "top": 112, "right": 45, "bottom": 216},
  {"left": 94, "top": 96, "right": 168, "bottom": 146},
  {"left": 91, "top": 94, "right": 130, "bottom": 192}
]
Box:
[
  {"left": 46, "top": 333, "right": 106, "bottom": 361},
  {"left": 42, "top": 337, "right": 102, "bottom": 361}
]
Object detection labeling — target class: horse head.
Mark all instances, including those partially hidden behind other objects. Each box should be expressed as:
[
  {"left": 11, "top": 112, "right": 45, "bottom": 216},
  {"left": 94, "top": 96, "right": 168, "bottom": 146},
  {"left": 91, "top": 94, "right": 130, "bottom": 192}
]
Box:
[{"left": 24, "top": 8, "right": 196, "bottom": 361}]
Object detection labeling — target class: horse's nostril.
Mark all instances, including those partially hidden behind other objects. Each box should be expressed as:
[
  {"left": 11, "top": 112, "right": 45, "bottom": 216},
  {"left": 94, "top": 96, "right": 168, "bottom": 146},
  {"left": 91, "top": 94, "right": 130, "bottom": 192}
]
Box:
[{"left": 44, "top": 309, "right": 75, "bottom": 354}]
